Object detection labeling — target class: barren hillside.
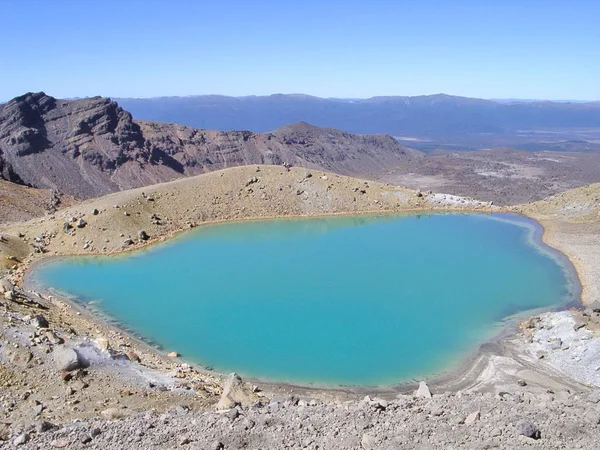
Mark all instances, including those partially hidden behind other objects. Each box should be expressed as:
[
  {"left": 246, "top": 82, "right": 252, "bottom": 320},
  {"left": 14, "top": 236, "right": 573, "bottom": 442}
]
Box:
[{"left": 0, "top": 93, "right": 419, "bottom": 199}]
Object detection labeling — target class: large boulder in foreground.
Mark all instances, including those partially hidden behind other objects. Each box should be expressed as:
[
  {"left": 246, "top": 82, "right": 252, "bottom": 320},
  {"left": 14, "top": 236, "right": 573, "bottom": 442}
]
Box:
[
  {"left": 216, "top": 373, "right": 259, "bottom": 410},
  {"left": 52, "top": 346, "right": 84, "bottom": 372}
]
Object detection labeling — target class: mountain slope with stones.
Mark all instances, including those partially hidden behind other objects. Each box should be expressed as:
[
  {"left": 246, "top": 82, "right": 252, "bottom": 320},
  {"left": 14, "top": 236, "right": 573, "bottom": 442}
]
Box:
[{"left": 0, "top": 93, "right": 421, "bottom": 200}]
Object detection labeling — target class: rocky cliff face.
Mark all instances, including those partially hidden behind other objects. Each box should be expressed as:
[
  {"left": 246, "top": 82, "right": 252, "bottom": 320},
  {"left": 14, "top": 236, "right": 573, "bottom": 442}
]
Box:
[{"left": 0, "top": 93, "right": 420, "bottom": 199}]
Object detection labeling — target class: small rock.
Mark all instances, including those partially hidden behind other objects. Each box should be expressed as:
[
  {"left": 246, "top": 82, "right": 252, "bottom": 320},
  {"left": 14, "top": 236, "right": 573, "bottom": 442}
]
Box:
[
  {"left": 14, "top": 433, "right": 29, "bottom": 446},
  {"left": 517, "top": 379, "right": 527, "bottom": 387},
  {"left": 415, "top": 381, "right": 432, "bottom": 398},
  {"left": 101, "top": 408, "right": 122, "bottom": 419},
  {"left": 167, "top": 351, "right": 179, "bottom": 358},
  {"left": 211, "top": 441, "right": 224, "bottom": 450},
  {"left": 549, "top": 338, "right": 562, "bottom": 350},
  {"left": 63, "top": 222, "right": 72, "bottom": 233},
  {"left": 31, "top": 314, "right": 49, "bottom": 328},
  {"left": 179, "top": 437, "right": 191, "bottom": 445},
  {"left": 0, "top": 278, "right": 14, "bottom": 293},
  {"left": 95, "top": 337, "right": 110, "bottom": 352},
  {"left": 491, "top": 427, "right": 502, "bottom": 437},
  {"left": 517, "top": 418, "right": 541, "bottom": 439},
  {"left": 92, "top": 208, "right": 99, "bottom": 215},
  {"left": 53, "top": 346, "right": 83, "bottom": 372},
  {"left": 361, "top": 433, "right": 378, "bottom": 449},
  {"left": 126, "top": 351, "right": 141, "bottom": 363},
  {"left": 50, "top": 439, "right": 70, "bottom": 448},
  {"left": 245, "top": 176, "right": 259, "bottom": 186},
  {"left": 217, "top": 372, "right": 260, "bottom": 410},
  {"left": 36, "top": 420, "right": 57, "bottom": 433},
  {"left": 0, "top": 423, "right": 9, "bottom": 441},
  {"left": 573, "top": 316, "right": 587, "bottom": 331},
  {"left": 465, "top": 410, "right": 480, "bottom": 425},
  {"left": 124, "top": 238, "right": 135, "bottom": 246},
  {"left": 454, "top": 415, "right": 466, "bottom": 425},
  {"left": 76, "top": 218, "right": 87, "bottom": 228},
  {"left": 138, "top": 230, "right": 149, "bottom": 241}
]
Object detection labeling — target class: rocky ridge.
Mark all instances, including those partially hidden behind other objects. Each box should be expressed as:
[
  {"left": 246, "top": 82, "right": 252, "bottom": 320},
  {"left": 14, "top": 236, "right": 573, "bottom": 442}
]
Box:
[{"left": 0, "top": 93, "right": 420, "bottom": 199}]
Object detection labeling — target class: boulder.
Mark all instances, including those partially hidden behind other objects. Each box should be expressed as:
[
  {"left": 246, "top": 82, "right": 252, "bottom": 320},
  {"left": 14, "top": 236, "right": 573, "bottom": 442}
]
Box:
[
  {"left": 53, "top": 346, "right": 83, "bottom": 372},
  {"left": 0, "top": 422, "right": 10, "bottom": 441},
  {"left": 216, "top": 373, "right": 260, "bottom": 410},
  {"left": 465, "top": 410, "right": 480, "bottom": 425},
  {"left": 14, "top": 433, "right": 29, "bottom": 446},
  {"left": 125, "top": 351, "right": 141, "bottom": 363},
  {"left": 94, "top": 337, "right": 110, "bottom": 352},
  {"left": 101, "top": 408, "right": 123, "bottom": 419},
  {"left": 138, "top": 230, "right": 149, "bottom": 241},
  {"left": 76, "top": 218, "right": 87, "bottom": 228},
  {"left": 415, "top": 381, "right": 432, "bottom": 398},
  {"left": 588, "top": 301, "right": 600, "bottom": 313},
  {"left": 516, "top": 419, "right": 541, "bottom": 439},
  {"left": 361, "top": 433, "right": 378, "bottom": 449},
  {"left": 31, "top": 314, "right": 49, "bottom": 328},
  {"left": 549, "top": 338, "right": 562, "bottom": 350},
  {"left": 0, "top": 278, "right": 14, "bottom": 294}
]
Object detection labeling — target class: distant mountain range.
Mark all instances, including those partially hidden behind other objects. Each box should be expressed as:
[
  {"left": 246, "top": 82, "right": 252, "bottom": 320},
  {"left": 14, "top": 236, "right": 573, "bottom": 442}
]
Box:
[
  {"left": 114, "top": 94, "right": 600, "bottom": 141},
  {"left": 0, "top": 92, "right": 419, "bottom": 199}
]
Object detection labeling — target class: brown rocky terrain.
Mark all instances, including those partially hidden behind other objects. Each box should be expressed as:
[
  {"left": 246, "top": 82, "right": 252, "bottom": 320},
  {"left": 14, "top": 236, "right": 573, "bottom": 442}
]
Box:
[
  {"left": 3, "top": 92, "right": 600, "bottom": 220},
  {"left": 381, "top": 148, "right": 600, "bottom": 205},
  {"left": 0, "top": 181, "right": 75, "bottom": 225},
  {"left": 0, "top": 167, "right": 599, "bottom": 449},
  {"left": 0, "top": 93, "right": 420, "bottom": 200}
]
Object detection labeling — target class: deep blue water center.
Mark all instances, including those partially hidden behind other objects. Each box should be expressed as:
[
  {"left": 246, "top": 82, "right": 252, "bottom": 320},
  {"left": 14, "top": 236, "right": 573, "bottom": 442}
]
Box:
[{"left": 33, "top": 213, "right": 575, "bottom": 386}]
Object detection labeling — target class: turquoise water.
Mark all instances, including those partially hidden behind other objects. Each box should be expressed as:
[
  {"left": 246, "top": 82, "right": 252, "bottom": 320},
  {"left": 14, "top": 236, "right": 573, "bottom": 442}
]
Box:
[{"left": 33, "top": 213, "right": 576, "bottom": 386}]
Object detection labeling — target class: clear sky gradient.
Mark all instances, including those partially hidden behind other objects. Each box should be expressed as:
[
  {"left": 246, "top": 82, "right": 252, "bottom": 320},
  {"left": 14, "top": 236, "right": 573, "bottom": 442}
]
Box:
[{"left": 1, "top": 0, "right": 598, "bottom": 101}]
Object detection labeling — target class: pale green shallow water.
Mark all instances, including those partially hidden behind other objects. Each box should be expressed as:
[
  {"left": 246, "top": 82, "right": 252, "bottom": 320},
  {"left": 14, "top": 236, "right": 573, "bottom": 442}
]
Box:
[{"left": 33, "top": 213, "right": 577, "bottom": 387}]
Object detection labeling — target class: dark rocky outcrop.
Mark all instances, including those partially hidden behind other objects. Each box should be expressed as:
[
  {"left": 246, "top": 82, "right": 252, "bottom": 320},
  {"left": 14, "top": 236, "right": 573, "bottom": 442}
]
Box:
[{"left": 0, "top": 93, "right": 420, "bottom": 199}]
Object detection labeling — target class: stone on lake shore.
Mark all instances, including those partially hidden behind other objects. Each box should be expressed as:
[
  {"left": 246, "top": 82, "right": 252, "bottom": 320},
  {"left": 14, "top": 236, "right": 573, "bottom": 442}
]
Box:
[
  {"left": 216, "top": 372, "right": 260, "bottom": 410},
  {"left": 415, "top": 381, "right": 432, "bottom": 398}
]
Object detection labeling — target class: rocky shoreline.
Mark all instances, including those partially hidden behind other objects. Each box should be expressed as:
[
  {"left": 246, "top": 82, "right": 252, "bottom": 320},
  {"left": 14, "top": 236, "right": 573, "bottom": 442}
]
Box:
[{"left": 1, "top": 166, "right": 599, "bottom": 448}]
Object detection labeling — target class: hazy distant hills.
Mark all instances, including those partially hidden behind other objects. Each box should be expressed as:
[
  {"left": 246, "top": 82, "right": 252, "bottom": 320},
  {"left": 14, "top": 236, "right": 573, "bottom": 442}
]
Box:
[
  {"left": 115, "top": 94, "right": 600, "bottom": 143},
  {"left": 0, "top": 92, "right": 418, "bottom": 199}
]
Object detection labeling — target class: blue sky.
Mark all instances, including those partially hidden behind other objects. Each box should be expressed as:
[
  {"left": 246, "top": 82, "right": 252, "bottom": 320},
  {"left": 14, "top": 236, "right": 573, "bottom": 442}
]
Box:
[{"left": 0, "top": 0, "right": 598, "bottom": 101}]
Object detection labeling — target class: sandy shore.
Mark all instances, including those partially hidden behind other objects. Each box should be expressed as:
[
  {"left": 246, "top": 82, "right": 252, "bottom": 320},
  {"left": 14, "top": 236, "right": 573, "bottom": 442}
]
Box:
[{"left": 0, "top": 166, "right": 599, "bottom": 448}]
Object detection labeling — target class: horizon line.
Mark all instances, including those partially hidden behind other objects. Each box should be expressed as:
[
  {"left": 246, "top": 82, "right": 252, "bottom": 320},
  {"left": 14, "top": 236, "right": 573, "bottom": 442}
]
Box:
[{"left": 1, "top": 91, "right": 598, "bottom": 104}]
